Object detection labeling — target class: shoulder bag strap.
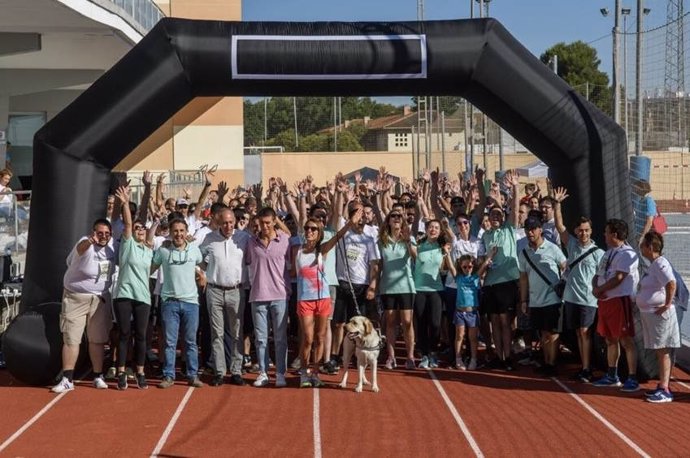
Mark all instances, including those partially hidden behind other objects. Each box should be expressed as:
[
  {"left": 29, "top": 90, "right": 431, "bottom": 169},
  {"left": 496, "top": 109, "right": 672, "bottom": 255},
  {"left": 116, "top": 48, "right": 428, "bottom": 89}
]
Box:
[
  {"left": 568, "top": 246, "right": 598, "bottom": 270},
  {"left": 522, "top": 248, "right": 556, "bottom": 287}
]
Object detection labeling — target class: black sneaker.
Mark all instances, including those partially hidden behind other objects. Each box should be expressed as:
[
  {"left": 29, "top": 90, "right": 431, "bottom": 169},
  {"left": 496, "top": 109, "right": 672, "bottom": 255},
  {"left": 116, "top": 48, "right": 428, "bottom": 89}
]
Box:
[
  {"left": 229, "top": 374, "right": 246, "bottom": 386},
  {"left": 135, "top": 373, "right": 148, "bottom": 389},
  {"left": 210, "top": 375, "right": 224, "bottom": 387},
  {"left": 320, "top": 360, "right": 338, "bottom": 375},
  {"left": 503, "top": 359, "right": 515, "bottom": 372},
  {"left": 117, "top": 371, "right": 128, "bottom": 391},
  {"left": 578, "top": 369, "right": 593, "bottom": 383}
]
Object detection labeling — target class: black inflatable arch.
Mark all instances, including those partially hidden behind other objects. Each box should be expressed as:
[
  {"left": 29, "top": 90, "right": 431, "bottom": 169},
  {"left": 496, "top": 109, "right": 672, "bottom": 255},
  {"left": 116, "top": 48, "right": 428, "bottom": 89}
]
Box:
[{"left": 23, "top": 17, "right": 631, "bottom": 310}]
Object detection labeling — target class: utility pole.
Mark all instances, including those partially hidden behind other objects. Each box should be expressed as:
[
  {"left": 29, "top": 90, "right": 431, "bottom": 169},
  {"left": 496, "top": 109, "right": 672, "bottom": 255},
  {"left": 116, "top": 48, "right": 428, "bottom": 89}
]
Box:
[
  {"left": 613, "top": 0, "right": 622, "bottom": 125},
  {"left": 635, "top": 0, "right": 644, "bottom": 155}
]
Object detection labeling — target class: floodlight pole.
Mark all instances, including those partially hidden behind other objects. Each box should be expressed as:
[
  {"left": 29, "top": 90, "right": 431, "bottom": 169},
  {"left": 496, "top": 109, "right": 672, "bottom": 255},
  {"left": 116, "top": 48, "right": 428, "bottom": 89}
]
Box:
[
  {"left": 613, "top": 0, "right": 622, "bottom": 125},
  {"left": 635, "top": 0, "right": 644, "bottom": 155}
]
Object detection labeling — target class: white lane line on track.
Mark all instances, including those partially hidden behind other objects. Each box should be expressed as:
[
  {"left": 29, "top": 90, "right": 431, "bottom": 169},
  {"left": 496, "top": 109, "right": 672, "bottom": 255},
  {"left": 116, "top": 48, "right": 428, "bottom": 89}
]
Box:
[
  {"left": 313, "top": 388, "right": 322, "bottom": 458},
  {"left": 551, "top": 378, "right": 651, "bottom": 458},
  {"left": 150, "top": 387, "right": 195, "bottom": 458},
  {"left": 0, "top": 391, "right": 68, "bottom": 453},
  {"left": 0, "top": 370, "right": 92, "bottom": 453},
  {"left": 427, "top": 369, "right": 484, "bottom": 458}
]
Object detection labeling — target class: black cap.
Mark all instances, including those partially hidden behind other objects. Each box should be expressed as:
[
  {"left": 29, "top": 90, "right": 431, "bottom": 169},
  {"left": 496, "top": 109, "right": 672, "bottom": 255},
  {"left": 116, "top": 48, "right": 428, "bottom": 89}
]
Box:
[{"left": 524, "top": 216, "right": 542, "bottom": 231}]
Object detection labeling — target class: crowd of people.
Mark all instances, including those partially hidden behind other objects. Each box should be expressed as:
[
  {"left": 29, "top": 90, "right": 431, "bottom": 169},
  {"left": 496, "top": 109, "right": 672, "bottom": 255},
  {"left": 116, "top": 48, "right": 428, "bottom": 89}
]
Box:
[{"left": 49, "top": 165, "right": 688, "bottom": 403}]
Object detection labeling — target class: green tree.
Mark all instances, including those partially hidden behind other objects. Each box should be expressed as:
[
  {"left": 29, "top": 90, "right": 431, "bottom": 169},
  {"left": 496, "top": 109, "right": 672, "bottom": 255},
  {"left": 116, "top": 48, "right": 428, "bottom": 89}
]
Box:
[{"left": 540, "top": 41, "right": 612, "bottom": 115}]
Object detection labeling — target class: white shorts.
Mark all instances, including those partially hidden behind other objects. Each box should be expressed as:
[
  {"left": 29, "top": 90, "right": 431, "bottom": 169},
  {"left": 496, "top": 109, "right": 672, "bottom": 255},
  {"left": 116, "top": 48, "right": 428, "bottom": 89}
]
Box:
[{"left": 640, "top": 308, "right": 681, "bottom": 349}]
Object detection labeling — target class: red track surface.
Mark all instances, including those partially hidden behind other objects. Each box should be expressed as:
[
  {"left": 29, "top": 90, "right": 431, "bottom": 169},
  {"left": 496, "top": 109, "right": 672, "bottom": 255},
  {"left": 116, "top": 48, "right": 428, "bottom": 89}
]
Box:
[{"left": 1, "top": 363, "right": 689, "bottom": 457}]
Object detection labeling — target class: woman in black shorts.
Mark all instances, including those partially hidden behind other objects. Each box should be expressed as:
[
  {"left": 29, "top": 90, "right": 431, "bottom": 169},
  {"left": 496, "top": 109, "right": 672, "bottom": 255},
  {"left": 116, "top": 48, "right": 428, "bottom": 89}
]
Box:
[{"left": 377, "top": 211, "right": 417, "bottom": 369}]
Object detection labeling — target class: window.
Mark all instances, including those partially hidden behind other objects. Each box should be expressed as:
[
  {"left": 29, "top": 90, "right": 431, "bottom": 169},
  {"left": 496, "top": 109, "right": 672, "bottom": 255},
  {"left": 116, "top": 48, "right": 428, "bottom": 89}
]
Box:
[{"left": 394, "top": 132, "right": 409, "bottom": 148}]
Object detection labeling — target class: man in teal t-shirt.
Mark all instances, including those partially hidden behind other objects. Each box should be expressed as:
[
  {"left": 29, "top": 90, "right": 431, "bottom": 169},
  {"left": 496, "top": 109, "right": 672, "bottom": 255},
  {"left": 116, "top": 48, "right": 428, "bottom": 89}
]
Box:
[{"left": 152, "top": 219, "right": 205, "bottom": 389}]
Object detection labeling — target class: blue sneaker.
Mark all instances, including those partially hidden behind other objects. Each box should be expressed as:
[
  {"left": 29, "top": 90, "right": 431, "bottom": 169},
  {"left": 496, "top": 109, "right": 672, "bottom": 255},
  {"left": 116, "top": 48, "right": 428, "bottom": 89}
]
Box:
[
  {"left": 592, "top": 375, "right": 622, "bottom": 387},
  {"left": 620, "top": 377, "right": 640, "bottom": 393},
  {"left": 429, "top": 353, "right": 439, "bottom": 368},
  {"left": 644, "top": 385, "right": 662, "bottom": 398},
  {"left": 646, "top": 390, "right": 673, "bottom": 403},
  {"left": 419, "top": 355, "right": 430, "bottom": 369}
]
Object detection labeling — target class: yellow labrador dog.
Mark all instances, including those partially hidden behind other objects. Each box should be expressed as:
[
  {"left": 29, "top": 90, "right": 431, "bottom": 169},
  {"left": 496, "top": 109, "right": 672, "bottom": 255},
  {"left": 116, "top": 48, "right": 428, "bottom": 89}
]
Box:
[{"left": 339, "top": 315, "right": 380, "bottom": 393}]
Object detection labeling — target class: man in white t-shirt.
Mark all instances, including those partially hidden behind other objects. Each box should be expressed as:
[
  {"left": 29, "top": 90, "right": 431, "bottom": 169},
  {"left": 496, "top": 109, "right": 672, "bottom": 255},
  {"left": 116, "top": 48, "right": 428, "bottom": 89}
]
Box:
[
  {"left": 326, "top": 202, "right": 380, "bottom": 371},
  {"left": 592, "top": 219, "right": 640, "bottom": 392},
  {"left": 51, "top": 219, "right": 117, "bottom": 393}
]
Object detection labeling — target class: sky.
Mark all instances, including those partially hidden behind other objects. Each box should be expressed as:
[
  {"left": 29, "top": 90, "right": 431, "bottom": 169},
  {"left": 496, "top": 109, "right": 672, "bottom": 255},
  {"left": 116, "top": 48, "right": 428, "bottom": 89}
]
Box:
[{"left": 242, "top": 0, "right": 671, "bottom": 104}]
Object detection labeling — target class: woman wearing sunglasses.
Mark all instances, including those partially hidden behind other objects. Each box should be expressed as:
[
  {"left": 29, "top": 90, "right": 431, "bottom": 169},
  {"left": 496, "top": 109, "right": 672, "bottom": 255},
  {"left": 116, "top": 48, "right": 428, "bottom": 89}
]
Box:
[
  {"left": 112, "top": 186, "right": 153, "bottom": 390},
  {"left": 377, "top": 210, "right": 417, "bottom": 369},
  {"left": 291, "top": 207, "right": 363, "bottom": 388}
]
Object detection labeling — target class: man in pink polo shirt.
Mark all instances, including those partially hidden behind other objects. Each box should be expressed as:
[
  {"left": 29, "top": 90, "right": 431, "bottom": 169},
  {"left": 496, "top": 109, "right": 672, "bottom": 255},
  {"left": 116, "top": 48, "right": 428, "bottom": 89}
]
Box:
[{"left": 246, "top": 207, "right": 291, "bottom": 387}]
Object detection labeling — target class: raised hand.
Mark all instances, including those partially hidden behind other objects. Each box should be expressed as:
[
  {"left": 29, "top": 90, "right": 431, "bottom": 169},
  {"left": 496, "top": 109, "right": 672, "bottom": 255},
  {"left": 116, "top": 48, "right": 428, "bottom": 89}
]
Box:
[
  {"left": 349, "top": 207, "right": 364, "bottom": 226},
  {"left": 114, "top": 185, "right": 130, "bottom": 203},
  {"left": 156, "top": 173, "right": 166, "bottom": 184},
  {"left": 217, "top": 181, "right": 228, "bottom": 198},
  {"left": 142, "top": 170, "right": 152, "bottom": 186},
  {"left": 474, "top": 165, "right": 485, "bottom": 183},
  {"left": 503, "top": 169, "right": 520, "bottom": 187},
  {"left": 553, "top": 186, "right": 569, "bottom": 203}
]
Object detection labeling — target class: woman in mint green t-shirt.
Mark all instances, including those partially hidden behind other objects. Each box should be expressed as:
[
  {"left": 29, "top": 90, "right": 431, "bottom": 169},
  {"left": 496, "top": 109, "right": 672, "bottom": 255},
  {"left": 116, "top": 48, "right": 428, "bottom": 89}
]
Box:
[
  {"left": 112, "top": 185, "right": 153, "bottom": 390},
  {"left": 413, "top": 220, "right": 454, "bottom": 369},
  {"left": 378, "top": 210, "right": 417, "bottom": 370}
]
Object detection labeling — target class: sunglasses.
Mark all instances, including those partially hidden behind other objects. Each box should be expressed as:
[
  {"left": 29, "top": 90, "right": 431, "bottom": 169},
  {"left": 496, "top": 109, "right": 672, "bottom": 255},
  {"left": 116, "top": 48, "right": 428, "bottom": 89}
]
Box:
[
  {"left": 178, "top": 204, "right": 189, "bottom": 209},
  {"left": 457, "top": 220, "right": 470, "bottom": 225},
  {"left": 304, "top": 226, "right": 319, "bottom": 232},
  {"left": 389, "top": 213, "right": 402, "bottom": 219},
  {"left": 95, "top": 231, "right": 111, "bottom": 237},
  {"left": 133, "top": 225, "right": 145, "bottom": 231},
  {"left": 314, "top": 213, "right": 328, "bottom": 219}
]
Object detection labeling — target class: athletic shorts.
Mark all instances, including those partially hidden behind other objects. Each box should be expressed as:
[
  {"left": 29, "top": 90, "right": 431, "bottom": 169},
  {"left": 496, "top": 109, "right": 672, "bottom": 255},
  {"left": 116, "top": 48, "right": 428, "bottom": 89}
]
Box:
[
  {"left": 60, "top": 288, "right": 112, "bottom": 345},
  {"left": 382, "top": 293, "right": 414, "bottom": 311},
  {"left": 564, "top": 302, "right": 597, "bottom": 330},
  {"left": 597, "top": 296, "right": 635, "bottom": 338},
  {"left": 529, "top": 304, "right": 562, "bottom": 333},
  {"left": 335, "top": 282, "right": 377, "bottom": 324},
  {"left": 298, "top": 298, "right": 332, "bottom": 317},
  {"left": 640, "top": 308, "right": 680, "bottom": 349},
  {"left": 481, "top": 281, "right": 518, "bottom": 315},
  {"left": 453, "top": 309, "right": 479, "bottom": 328}
]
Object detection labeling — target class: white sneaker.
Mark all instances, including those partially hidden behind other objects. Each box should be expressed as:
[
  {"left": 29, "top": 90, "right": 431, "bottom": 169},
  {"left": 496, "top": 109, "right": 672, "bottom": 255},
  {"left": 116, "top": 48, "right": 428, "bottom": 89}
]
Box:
[
  {"left": 468, "top": 359, "right": 477, "bottom": 371},
  {"left": 275, "top": 373, "right": 287, "bottom": 388},
  {"left": 93, "top": 376, "right": 108, "bottom": 389},
  {"left": 456, "top": 358, "right": 467, "bottom": 371},
  {"left": 253, "top": 372, "right": 270, "bottom": 387},
  {"left": 51, "top": 377, "right": 74, "bottom": 394}
]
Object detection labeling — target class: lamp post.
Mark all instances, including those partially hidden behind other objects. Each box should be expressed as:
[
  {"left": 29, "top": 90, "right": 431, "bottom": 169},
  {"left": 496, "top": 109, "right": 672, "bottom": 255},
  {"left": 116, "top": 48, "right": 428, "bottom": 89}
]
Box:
[
  {"left": 635, "top": 1, "right": 650, "bottom": 156},
  {"left": 601, "top": 1, "right": 622, "bottom": 125},
  {"left": 622, "top": 7, "right": 631, "bottom": 147}
]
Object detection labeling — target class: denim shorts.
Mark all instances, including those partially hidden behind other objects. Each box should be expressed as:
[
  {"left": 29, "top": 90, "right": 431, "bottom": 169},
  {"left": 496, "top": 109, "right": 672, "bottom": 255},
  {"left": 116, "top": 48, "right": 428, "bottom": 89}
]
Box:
[{"left": 453, "top": 309, "right": 479, "bottom": 328}]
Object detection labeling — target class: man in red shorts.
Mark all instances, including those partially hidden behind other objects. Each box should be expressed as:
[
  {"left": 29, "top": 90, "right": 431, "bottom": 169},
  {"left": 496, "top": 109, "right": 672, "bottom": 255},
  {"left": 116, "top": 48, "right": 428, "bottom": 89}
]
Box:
[{"left": 592, "top": 219, "right": 640, "bottom": 392}]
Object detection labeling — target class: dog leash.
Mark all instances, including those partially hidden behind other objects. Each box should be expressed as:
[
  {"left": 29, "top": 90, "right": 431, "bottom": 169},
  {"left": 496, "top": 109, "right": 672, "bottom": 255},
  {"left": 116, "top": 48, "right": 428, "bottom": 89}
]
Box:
[{"left": 337, "top": 236, "right": 363, "bottom": 316}]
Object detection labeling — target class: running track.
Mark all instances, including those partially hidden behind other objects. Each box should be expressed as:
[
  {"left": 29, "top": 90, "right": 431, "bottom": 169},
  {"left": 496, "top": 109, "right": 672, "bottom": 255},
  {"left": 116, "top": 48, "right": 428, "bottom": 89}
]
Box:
[{"left": 0, "top": 361, "right": 689, "bottom": 457}]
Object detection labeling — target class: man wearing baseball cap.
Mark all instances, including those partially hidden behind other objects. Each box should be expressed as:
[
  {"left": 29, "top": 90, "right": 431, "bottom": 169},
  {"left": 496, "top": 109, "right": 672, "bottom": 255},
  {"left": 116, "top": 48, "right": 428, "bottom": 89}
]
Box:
[{"left": 518, "top": 216, "right": 566, "bottom": 377}]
